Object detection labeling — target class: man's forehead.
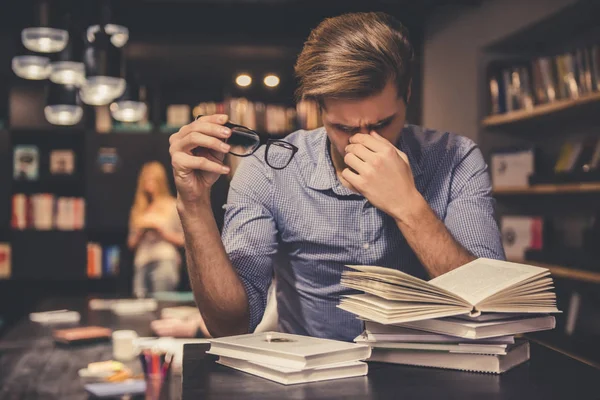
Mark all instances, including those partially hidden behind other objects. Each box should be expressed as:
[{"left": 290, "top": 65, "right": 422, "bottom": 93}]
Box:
[{"left": 325, "top": 112, "right": 397, "bottom": 127}]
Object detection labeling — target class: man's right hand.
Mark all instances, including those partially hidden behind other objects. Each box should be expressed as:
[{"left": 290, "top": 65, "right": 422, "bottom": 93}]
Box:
[{"left": 169, "top": 114, "right": 232, "bottom": 205}]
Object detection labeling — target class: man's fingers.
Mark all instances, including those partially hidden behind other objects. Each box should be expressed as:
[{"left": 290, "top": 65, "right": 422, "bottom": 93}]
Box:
[
  {"left": 197, "top": 113, "right": 229, "bottom": 124},
  {"left": 175, "top": 131, "right": 231, "bottom": 154},
  {"left": 397, "top": 149, "right": 410, "bottom": 166},
  {"left": 349, "top": 133, "right": 389, "bottom": 153},
  {"left": 172, "top": 115, "right": 231, "bottom": 143},
  {"left": 341, "top": 167, "right": 362, "bottom": 188},
  {"left": 344, "top": 152, "right": 368, "bottom": 175},
  {"left": 345, "top": 143, "right": 376, "bottom": 163},
  {"left": 172, "top": 152, "right": 230, "bottom": 174}
]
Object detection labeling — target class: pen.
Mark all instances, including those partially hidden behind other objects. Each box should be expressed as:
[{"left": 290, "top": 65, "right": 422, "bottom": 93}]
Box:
[{"left": 139, "top": 351, "right": 147, "bottom": 375}]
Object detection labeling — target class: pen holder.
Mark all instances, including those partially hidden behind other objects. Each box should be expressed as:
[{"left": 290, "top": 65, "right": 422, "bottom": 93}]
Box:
[{"left": 139, "top": 349, "right": 172, "bottom": 400}]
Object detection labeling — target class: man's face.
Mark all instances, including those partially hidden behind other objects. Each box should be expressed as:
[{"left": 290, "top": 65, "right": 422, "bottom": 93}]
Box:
[{"left": 321, "top": 80, "right": 408, "bottom": 171}]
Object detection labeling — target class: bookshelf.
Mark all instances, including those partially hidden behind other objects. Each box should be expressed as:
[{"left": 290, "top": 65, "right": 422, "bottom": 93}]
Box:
[
  {"left": 479, "top": 0, "right": 600, "bottom": 283},
  {"left": 509, "top": 259, "right": 600, "bottom": 284},
  {"left": 493, "top": 183, "right": 600, "bottom": 195},
  {"left": 482, "top": 91, "right": 600, "bottom": 128}
]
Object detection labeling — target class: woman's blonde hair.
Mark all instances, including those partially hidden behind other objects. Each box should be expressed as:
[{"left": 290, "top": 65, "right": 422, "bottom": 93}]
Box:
[{"left": 129, "top": 161, "right": 172, "bottom": 226}]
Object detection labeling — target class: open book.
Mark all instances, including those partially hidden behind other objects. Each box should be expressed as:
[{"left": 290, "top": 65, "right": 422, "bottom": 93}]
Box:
[{"left": 338, "top": 258, "right": 560, "bottom": 325}]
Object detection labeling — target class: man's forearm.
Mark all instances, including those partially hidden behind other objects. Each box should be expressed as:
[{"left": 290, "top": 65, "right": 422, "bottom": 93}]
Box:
[
  {"left": 392, "top": 192, "right": 475, "bottom": 278},
  {"left": 177, "top": 196, "right": 250, "bottom": 337}
]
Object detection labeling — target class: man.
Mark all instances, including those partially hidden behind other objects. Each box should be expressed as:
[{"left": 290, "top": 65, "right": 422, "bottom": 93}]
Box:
[{"left": 169, "top": 11, "right": 505, "bottom": 342}]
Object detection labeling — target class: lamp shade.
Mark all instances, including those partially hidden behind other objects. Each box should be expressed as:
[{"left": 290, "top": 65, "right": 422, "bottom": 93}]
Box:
[
  {"left": 87, "top": 24, "right": 129, "bottom": 48},
  {"left": 110, "top": 73, "right": 147, "bottom": 122},
  {"left": 22, "top": 27, "right": 69, "bottom": 53},
  {"left": 44, "top": 82, "right": 83, "bottom": 125},
  {"left": 50, "top": 28, "right": 85, "bottom": 86},
  {"left": 12, "top": 55, "right": 51, "bottom": 80},
  {"left": 81, "top": 28, "right": 125, "bottom": 105}
]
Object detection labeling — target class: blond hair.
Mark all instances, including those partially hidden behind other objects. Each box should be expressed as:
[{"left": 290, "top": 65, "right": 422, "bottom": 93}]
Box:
[
  {"left": 294, "top": 11, "right": 414, "bottom": 105},
  {"left": 129, "top": 161, "right": 173, "bottom": 226}
]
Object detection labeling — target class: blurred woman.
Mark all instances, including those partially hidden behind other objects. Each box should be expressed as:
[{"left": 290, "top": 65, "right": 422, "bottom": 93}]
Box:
[{"left": 128, "top": 161, "right": 185, "bottom": 298}]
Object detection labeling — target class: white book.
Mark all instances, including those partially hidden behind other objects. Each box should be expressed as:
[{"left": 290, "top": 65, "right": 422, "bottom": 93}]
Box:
[
  {"left": 207, "top": 332, "right": 371, "bottom": 370},
  {"left": 362, "top": 322, "right": 514, "bottom": 344},
  {"left": 217, "top": 356, "right": 368, "bottom": 385},
  {"left": 368, "top": 340, "right": 530, "bottom": 374},
  {"left": 354, "top": 335, "right": 509, "bottom": 355},
  {"left": 396, "top": 314, "right": 555, "bottom": 339},
  {"left": 338, "top": 258, "right": 560, "bottom": 325}
]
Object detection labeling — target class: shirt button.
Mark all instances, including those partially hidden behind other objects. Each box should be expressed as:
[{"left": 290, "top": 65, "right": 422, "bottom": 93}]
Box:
[{"left": 362, "top": 243, "right": 370, "bottom": 249}]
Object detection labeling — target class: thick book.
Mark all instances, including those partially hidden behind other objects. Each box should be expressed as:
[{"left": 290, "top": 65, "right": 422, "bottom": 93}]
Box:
[
  {"left": 217, "top": 356, "right": 368, "bottom": 385},
  {"left": 208, "top": 332, "right": 371, "bottom": 370},
  {"left": 355, "top": 335, "right": 509, "bottom": 355},
  {"left": 386, "top": 314, "right": 556, "bottom": 339},
  {"left": 362, "top": 322, "right": 514, "bottom": 344},
  {"left": 338, "top": 258, "right": 560, "bottom": 324},
  {"left": 368, "top": 340, "right": 530, "bottom": 374}
]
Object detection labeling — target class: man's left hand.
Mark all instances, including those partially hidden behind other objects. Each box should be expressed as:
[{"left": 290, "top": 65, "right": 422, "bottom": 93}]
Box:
[{"left": 342, "top": 131, "right": 422, "bottom": 220}]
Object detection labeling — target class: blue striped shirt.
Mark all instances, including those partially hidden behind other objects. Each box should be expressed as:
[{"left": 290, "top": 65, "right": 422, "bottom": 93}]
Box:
[{"left": 222, "top": 124, "right": 506, "bottom": 341}]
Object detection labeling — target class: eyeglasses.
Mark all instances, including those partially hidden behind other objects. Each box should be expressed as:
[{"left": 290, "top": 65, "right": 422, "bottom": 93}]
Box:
[{"left": 196, "top": 115, "right": 298, "bottom": 170}]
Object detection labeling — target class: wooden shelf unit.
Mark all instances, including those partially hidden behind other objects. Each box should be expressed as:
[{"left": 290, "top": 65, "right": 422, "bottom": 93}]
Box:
[
  {"left": 493, "top": 182, "right": 600, "bottom": 195},
  {"left": 510, "top": 259, "right": 600, "bottom": 284},
  {"left": 482, "top": 91, "right": 600, "bottom": 128}
]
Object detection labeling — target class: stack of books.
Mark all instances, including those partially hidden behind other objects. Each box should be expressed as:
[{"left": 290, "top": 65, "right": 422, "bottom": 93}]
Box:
[
  {"left": 207, "top": 332, "right": 371, "bottom": 385},
  {"left": 337, "top": 258, "right": 561, "bottom": 374}
]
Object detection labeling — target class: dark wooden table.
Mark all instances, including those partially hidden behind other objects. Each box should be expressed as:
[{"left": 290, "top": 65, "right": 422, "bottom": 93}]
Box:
[
  {"left": 181, "top": 339, "right": 600, "bottom": 400},
  {"left": 0, "top": 296, "right": 187, "bottom": 400}
]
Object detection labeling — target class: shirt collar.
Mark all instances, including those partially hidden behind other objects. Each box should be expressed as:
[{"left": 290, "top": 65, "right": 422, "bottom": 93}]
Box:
[{"left": 307, "top": 125, "right": 423, "bottom": 193}]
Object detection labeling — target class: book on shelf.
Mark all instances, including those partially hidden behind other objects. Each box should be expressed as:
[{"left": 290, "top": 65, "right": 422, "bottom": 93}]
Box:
[
  {"left": 11, "top": 194, "right": 85, "bottom": 230},
  {"left": 216, "top": 356, "right": 368, "bottom": 386},
  {"left": 486, "top": 44, "right": 600, "bottom": 117},
  {"left": 207, "top": 331, "right": 371, "bottom": 370},
  {"left": 367, "top": 339, "right": 530, "bottom": 374},
  {"left": 338, "top": 258, "right": 560, "bottom": 326},
  {"left": 87, "top": 242, "right": 120, "bottom": 278},
  {"left": 0, "top": 243, "right": 11, "bottom": 279},
  {"left": 13, "top": 145, "right": 39, "bottom": 181},
  {"left": 49, "top": 149, "right": 75, "bottom": 175}
]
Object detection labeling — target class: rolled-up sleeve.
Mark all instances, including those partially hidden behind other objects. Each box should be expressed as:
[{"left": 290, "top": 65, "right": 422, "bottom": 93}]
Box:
[
  {"left": 444, "top": 145, "right": 506, "bottom": 261},
  {"left": 222, "top": 152, "right": 278, "bottom": 332}
]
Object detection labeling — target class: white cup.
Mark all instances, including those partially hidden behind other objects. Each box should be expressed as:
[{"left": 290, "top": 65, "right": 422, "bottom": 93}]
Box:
[{"left": 112, "top": 330, "right": 139, "bottom": 361}]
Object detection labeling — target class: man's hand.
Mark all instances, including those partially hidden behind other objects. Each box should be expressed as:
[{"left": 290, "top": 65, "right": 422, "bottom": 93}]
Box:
[
  {"left": 169, "top": 114, "right": 233, "bottom": 206},
  {"left": 341, "top": 131, "right": 422, "bottom": 221}
]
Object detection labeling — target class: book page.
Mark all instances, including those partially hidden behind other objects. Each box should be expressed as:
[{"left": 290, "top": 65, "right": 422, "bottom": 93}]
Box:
[
  {"left": 428, "top": 258, "right": 547, "bottom": 306},
  {"left": 344, "top": 266, "right": 468, "bottom": 304}
]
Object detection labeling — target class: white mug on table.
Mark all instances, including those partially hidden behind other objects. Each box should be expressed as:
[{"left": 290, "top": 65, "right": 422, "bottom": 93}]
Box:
[{"left": 112, "top": 330, "right": 139, "bottom": 361}]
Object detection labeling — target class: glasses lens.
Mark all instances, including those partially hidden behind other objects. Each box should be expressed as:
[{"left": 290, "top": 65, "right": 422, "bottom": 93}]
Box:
[
  {"left": 266, "top": 141, "right": 295, "bottom": 169},
  {"left": 227, "top": 127, "right": 260, "bottom": 156}
]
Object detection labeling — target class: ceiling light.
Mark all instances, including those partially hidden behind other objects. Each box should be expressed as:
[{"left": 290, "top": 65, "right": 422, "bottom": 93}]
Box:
[
  {"left": 87, "top": 24, "right": 129, "bottom": 48},
  {"left": 12, "top": 55, "right": 51, "bottom": 80},
  {"left": 49, "top": 27, "right": 85, "bottom": 87},
  {"left": 82, "top": 27, "right": 125, "bottom": 105},
  {"left": 236, "top": 74, "right": 252, "bottom": 87},
  {"left": 110, "top": 75, "right": 147, "bottom": 122},
  {"left": 264, "top": 74, "right": 280, "bottom": 88},
  {"left": 50, "top": 61, "right": 85, "bottom": 87},
  {"left": 110, "top": 101, "right": 147, "bottom": 122},
  {"left": 80, "top": 76, "right": 126, "bottom": 106},
  {"left": 44, "top": 82, "right": 83, "bottom": 126},
  {"left": 22, "top": 27, "right": 69, "bottom": 53}
]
